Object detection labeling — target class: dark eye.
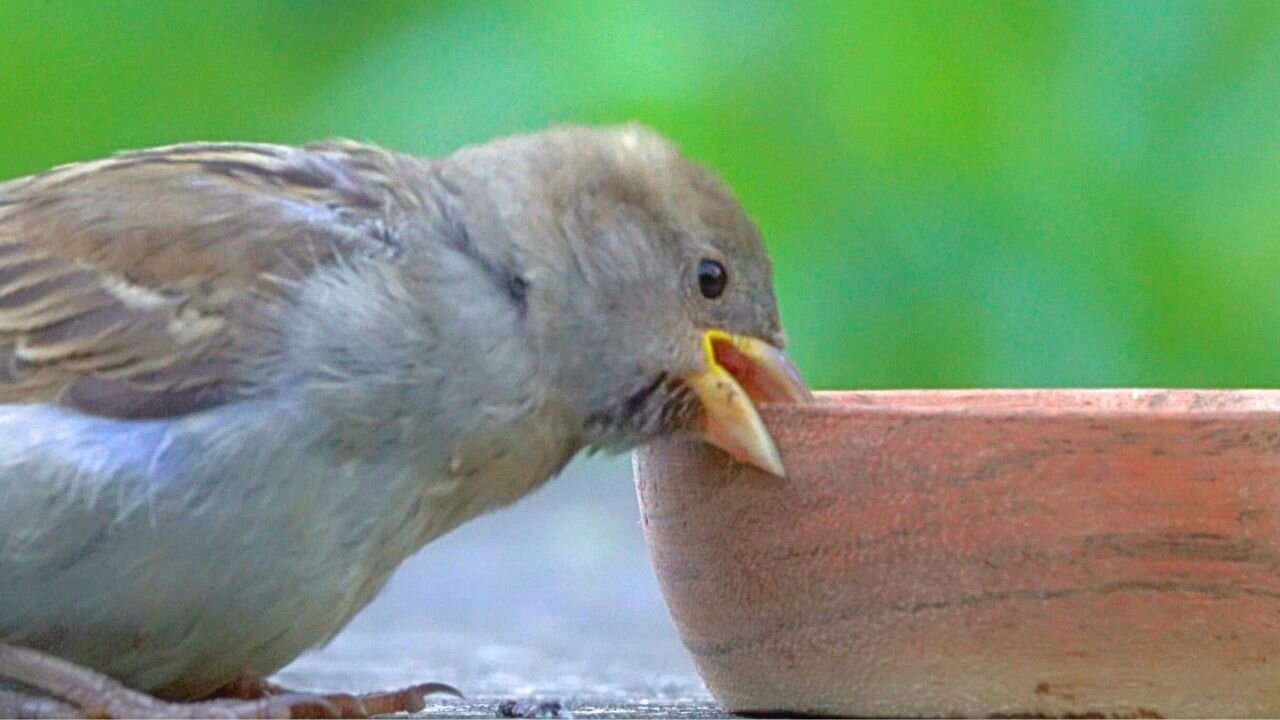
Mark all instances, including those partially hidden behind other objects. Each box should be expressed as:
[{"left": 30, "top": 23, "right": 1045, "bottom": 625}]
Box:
[{"left": 697, "top": 259, "right": 727, "bottom": 299}]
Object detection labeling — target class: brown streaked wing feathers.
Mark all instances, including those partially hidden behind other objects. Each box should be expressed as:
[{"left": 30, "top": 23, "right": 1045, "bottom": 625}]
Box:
[{"left": 0, "top": 142, "right": 403, "bottom": 419}]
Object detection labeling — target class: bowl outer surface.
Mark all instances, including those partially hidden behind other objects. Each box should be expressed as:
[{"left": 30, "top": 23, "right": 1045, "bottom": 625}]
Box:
[{"left": 635, "top": 390, "right": 1280, "bottom": 718}]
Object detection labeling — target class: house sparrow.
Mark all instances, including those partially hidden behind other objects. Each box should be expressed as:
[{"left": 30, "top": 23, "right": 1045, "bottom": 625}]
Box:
[{"left": 0, "top": 125, "right": 811, "bottom": 718}]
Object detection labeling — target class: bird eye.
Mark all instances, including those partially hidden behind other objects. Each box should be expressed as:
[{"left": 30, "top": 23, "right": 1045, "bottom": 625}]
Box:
[{"left": 698, "top": 259, "right": 727, "bottom": 299}]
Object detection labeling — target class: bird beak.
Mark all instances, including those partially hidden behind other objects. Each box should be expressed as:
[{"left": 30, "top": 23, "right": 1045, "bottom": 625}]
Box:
[{"left": 681, "top": 329, "right": 814, "bottom": 476}]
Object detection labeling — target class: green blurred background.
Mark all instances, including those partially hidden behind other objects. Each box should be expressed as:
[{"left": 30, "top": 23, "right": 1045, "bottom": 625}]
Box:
[{"left": 3, "top": 0, "right": 1278, "bottom": 391}]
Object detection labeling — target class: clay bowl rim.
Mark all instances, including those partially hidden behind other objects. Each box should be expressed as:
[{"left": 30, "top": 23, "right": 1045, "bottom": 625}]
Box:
[{"left": 762, "top": 388, "right": 1280, "bottom": 423}]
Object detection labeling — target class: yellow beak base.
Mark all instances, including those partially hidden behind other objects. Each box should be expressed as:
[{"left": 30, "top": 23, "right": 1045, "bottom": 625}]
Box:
[{"left": 681, "top": 330, "right": 813, "bottom": 477}]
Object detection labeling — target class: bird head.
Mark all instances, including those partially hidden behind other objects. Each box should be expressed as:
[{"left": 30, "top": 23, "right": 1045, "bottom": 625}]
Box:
[{"left": 439, "top": 125, "right": 812, "bottom": 476}]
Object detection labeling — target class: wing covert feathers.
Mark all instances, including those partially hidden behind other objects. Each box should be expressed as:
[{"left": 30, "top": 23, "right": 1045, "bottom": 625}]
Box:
[{"left": 0, "top": 142, "right": 411, "bottom": 418}]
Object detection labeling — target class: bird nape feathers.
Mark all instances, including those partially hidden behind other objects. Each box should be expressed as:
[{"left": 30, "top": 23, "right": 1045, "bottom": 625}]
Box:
[{"left": 0, "top": 124, "right": 811, "bottom": 718}]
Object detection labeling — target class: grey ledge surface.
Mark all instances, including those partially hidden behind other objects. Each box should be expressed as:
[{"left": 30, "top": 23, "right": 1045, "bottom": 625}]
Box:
[{"left": 273, "top": 456, "right": 730, "bottom": 719}]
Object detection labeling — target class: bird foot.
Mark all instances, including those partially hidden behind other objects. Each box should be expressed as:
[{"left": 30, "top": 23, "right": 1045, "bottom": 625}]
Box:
[
  {"left": 0, "top": 641, "right": 460, "bottom": 718},
  {"left": 215, "top": 675, "right": 462, "bottom": 717}
]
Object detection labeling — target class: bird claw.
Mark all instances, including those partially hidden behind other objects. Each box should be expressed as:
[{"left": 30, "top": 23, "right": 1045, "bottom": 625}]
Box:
[
  {"left": 361, "top": 681, "right": 464, "bottom": 715},
  {"left": 217, "top": 676, "right": 462, "bottom": 718}
]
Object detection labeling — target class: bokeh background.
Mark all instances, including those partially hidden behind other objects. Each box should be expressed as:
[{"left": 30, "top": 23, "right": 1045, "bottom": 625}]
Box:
[{"left": 4, "top": 0, "right": 1279, "bottom": 708}]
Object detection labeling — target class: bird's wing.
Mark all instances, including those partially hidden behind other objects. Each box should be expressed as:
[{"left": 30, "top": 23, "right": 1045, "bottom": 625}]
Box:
[{"left": 0, "top": 142, "right": 408, "bottom": 419}]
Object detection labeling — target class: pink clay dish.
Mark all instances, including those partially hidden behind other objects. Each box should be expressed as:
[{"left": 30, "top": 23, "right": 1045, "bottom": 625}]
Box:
[{"left": 635, "top": 389, "right": 1280, "bottom": 718}]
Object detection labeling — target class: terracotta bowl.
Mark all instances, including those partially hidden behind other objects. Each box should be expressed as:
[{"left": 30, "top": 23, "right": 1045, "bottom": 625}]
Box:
[{"left": 634, "top": 390, "right": 1280, "bottom": 718}]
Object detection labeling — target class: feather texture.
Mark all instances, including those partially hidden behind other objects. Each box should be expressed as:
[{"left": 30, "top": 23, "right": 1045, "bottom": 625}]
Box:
[
  {"left": 0, "top": 126, "right": 796, "bottom": 705},
  {"left": 0, "top": 142, "right": 413, "bottom": 418}
]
